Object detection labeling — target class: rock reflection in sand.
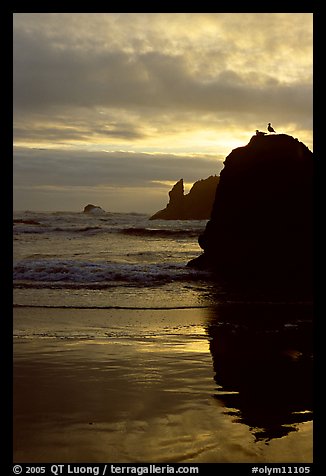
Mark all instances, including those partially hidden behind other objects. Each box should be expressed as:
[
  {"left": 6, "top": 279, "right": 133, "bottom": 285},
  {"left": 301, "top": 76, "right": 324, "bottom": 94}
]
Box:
[
  {"left": 13, "top": 305, "right": 312, "bottom": 463},
  {"left": 206, "top": 301, "right": 313, "bottom": 442}
]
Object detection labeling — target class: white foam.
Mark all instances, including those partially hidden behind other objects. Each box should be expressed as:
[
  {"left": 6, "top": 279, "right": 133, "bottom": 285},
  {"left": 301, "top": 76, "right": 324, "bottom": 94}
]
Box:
[{"left": 13, "top": 259, "right": 210, "bottom": 287}]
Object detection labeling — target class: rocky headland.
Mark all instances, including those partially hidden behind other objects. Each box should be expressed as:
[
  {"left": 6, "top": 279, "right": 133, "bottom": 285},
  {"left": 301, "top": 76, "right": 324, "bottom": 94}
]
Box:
[
  {"left": 150, "top": 176, "right": 219, "bottom": 220},
  {"left": 187, "top": 134, "right": 313, "bottom": 291}
]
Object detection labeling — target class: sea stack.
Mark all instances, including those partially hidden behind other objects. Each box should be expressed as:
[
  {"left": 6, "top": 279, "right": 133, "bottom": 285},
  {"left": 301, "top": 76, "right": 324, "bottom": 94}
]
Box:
[
  {"left": 188, "top": 134, "right": 313, "bottom": 290},
  {"left": 83, "top": 204, "right": 106, "bottom": 214},
  {"left": 150, "top": 176, "right": 219, "bottom": 220}
]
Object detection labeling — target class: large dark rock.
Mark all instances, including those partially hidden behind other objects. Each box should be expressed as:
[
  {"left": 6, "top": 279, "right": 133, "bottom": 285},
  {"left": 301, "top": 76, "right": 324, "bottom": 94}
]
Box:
[
  {"left": 150, "top": 176, "right": 219, "bottom": 220},
  {"left": 188, "top": 134, "right": 313, "bottom": 290}
]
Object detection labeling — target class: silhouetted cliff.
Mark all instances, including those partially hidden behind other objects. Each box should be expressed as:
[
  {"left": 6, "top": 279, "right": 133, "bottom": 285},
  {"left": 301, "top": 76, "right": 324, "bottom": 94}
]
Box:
[
  {"left": 188, "top": 134, "right": 313, "bottom": 290},
  {"left": 150, "top": 176, "right": 219, "bottom": 220}
]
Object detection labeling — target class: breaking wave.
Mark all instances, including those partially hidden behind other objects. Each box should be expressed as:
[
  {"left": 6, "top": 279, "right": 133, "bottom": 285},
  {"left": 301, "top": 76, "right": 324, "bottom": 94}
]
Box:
[
  {"left": 13, "top": 259, "right": 211, "bottom": 289},
  {"left": 120, "top": 227, "right": 200, "bottom": 238}
]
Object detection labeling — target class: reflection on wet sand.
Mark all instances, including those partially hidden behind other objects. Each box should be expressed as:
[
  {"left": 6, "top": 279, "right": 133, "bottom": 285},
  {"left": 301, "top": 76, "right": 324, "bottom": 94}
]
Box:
[
  {"left": 13, "top": 303, "right": 313, "bottom": 462},
  {"left": 206, "top": 301, "right": 313, "bottom": 442}
]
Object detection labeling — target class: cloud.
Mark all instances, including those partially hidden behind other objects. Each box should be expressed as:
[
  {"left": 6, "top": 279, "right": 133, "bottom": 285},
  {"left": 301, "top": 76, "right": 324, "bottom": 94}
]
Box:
[
  {"left": 13, "top": 14, "right": 312, "bottom": 116},
  {"left": 13, "top": 27, "right": 312, "bottom": 118},
  {"left": 13, "top": 147, "right": 224, "bottom": 212},
  {"left": 13, "top": 113, "right": 146, "bottom": 145},
  {"left": 12, "top": 13, "right": 313, "bottom": 211},
  {"left": 13, "top": 147, "right": 223, "bottom": 188}
]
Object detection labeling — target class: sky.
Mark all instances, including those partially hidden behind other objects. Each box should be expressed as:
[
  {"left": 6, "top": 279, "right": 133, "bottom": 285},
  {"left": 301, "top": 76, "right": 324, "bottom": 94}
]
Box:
[{"left": 13, "top": 13, "right": 313, "bottom": 213}]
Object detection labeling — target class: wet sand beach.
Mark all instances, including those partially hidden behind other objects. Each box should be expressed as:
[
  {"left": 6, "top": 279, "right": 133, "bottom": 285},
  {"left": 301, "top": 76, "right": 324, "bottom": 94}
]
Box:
[{"left": 13, "top": 305, "right": 313, "bottom": 463}]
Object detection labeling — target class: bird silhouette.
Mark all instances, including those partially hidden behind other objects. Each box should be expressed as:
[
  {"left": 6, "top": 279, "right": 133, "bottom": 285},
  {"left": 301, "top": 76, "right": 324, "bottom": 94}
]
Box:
[
  {"left": 256, "top": 130, "right": 267, "bottom": 136},
  {"left": 268, "top": 123, "right": 276, "bottom": 133}
]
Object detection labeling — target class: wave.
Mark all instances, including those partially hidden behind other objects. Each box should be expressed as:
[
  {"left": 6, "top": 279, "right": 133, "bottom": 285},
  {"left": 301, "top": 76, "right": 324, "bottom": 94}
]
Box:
[
  {"left": 13, "top": 211, "right": 206, "bottom": 239},
  {"left": 13, "top": 303, "right": 209, "bottom": 310},
  {"left": 120, "top": 227, "right": 200, "bottom": 238},
  {"left": 13, "top": 259, "right": 211, "bottom": 288},
  {"left": 13, "top": 224, "right": 202, "bottom": 238},
  {"left": 13, "top": 219, "right": 47, "bottom": 234},
  {"left": 14, "top": 220, "right": 201, "bottom": 238},
  {"left": 13, "top": 219, "right": 42, "bottom": 226},
  {"left": 52, "top": 225, "right": 103, "bottom": 233},
  {"left": 13, "top": 223, "right": 104, "bottom": 235},
  {"left": 49, "top": 225, "right": 199, "bottom": 237},
  {"left": 13, "top": 228, "right": 201, "bottom": 239}
]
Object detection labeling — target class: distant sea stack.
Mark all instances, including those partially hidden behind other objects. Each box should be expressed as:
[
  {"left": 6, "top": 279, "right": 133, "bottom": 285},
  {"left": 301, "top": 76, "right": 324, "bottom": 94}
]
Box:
[
  {"left": 188, "top": 134, "right": 313, "bottom": 290},
  {"left": 150, "top": 176, "right": 219, "bottom": 220},
  {"left": 83, "top": 204, "right": 106, "bottom": 214}
]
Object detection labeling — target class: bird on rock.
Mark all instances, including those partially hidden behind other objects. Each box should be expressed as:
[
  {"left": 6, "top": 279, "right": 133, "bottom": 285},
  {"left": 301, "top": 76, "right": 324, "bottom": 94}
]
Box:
[
  {"left": 256, "top": 130, "right": 267, "bottom": 136},
  {"left": 268, "top": 123, "right": 276, "bottom": 133}
]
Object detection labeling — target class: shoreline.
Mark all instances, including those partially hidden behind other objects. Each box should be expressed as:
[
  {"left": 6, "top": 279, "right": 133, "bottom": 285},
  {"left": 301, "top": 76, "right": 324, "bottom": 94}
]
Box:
[{"left": 14, "top": 307, "right": 313, "bottom": 463}]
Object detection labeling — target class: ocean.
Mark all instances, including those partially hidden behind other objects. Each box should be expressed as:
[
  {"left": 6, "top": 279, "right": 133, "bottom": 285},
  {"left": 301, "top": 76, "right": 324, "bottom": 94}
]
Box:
[
  {"left": 13, "top": 210, "right": 313, "bottom": 463},
  {"left": 13, "top": 210, "right": 214, "bottom": 311}
]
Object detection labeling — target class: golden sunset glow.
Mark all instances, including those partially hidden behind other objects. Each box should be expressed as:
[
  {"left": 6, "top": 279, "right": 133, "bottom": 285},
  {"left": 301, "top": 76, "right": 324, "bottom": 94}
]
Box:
[{"left": 13, "top": 13, "right": 312, "bottom": 213}]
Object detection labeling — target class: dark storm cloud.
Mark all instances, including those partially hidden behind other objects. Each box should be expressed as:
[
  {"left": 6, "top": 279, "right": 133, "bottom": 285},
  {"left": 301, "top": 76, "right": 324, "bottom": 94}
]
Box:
[
  {"left": 13, "top": 147, "right": 223, "bottom": 189},
  {"left": 13, "top": 26, "right": 311, "bottom": 122}
]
